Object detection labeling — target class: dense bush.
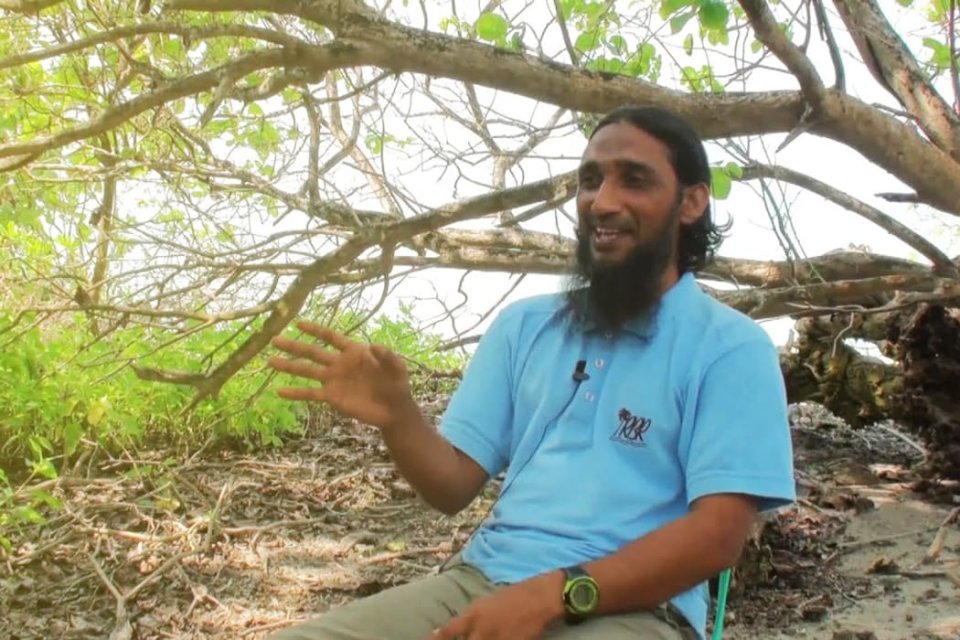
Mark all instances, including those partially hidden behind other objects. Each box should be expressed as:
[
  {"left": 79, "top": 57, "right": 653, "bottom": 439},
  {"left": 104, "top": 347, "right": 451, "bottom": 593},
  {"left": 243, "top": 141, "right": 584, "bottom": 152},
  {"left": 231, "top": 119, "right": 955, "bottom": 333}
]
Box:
[{"left": 0, "top": 303, "right": 465, "bottom": 553}]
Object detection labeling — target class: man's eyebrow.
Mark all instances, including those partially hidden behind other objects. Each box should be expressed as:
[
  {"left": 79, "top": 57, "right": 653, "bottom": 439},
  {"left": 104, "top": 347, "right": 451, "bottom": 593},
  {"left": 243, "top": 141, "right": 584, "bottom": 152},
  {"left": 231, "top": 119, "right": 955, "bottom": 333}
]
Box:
[
  {"left": 576, "top": 159, "right": 659, "bottom": 177},
  {"left": 616, "top": 159, "right": 658, "bottom": 177},
  {"left": 577, "top": 160, "right": 599, "bottom": 175}
]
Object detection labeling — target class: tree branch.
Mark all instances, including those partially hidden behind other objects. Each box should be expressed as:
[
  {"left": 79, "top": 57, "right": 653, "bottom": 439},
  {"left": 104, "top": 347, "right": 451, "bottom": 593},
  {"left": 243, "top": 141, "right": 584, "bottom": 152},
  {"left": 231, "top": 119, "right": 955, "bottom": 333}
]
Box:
[
  {"left": 0, "top": 0, "right": 63, "bottom": 13},
  {"left": 0, "top": 49, "right": 290, "bottom": 164},
  {"left": 737, "top": 0, "right": 824, "bottom": 98},
  {"left": 832, "top": 0, "right": 960, "bottom": 161},
  {"left": 0, "top": 23, "right": 305, "bottom": 72},
  {"left": 715, "top": 274, "right": 960, "bottom": 319},
  {"left": 10, "top": 0, "right": 960, "bottom": 214},
  {"left": 741, "top": 163, "right": 959, "bottom": 277},
  {"left": 180, "top": 172, "right": 579, "bottom": 406}
]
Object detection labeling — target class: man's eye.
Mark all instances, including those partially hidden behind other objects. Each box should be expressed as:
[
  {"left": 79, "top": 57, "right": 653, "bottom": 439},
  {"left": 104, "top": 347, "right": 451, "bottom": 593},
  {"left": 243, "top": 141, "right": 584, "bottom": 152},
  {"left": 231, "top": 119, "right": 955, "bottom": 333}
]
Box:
[
  {"left": 623, "top": 174, "right": 649, "bottom": 187},
  {"left": 578, "top": 175, "right": 601, "bottom": 189}
]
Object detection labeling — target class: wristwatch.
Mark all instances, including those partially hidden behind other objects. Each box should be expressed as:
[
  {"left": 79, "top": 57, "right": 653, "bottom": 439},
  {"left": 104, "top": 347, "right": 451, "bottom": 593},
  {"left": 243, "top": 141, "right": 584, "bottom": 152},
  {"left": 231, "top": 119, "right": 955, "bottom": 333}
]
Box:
[{"left": 561, "top": 565, "right": 600, "bottom": 624}]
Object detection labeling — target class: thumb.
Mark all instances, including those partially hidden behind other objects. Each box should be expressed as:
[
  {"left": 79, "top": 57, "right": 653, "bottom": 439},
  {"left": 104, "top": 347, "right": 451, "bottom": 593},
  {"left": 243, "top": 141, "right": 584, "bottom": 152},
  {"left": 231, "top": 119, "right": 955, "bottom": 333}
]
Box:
[{"left": 431, "top": 614, "right": 469, "bottom": 640}]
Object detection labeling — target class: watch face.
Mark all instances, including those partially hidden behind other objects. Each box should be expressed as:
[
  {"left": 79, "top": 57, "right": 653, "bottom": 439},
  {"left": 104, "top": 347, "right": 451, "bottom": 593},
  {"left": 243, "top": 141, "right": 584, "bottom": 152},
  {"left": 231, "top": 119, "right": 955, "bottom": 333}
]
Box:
[{"left": 569, "top": 578, "right": 599, "bottom": 612}]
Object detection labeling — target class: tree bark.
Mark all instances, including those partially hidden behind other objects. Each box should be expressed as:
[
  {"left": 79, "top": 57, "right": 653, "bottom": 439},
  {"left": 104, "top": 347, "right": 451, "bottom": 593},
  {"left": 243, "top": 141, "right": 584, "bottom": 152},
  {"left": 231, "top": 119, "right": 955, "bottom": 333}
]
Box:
[{"left": 780, "top": 305, "right": 960, "bottom": 480}]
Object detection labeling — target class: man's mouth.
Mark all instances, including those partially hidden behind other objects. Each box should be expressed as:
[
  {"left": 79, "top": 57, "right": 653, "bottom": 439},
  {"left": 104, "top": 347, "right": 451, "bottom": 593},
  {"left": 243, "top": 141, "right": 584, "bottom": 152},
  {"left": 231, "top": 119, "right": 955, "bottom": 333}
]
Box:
[
  {"left": 591, "top": 225, "right": 633, "bottom": 252},
  {"left": 594, "top": 228, "right": 626, "bottom": 240}
]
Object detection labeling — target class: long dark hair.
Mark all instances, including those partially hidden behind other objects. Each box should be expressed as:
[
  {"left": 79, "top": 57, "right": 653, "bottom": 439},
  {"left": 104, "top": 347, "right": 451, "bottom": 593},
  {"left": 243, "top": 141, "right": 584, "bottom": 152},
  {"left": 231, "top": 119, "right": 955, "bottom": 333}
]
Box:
[{"left": 589, "top": 106, "right": 730, "bottom": 274}]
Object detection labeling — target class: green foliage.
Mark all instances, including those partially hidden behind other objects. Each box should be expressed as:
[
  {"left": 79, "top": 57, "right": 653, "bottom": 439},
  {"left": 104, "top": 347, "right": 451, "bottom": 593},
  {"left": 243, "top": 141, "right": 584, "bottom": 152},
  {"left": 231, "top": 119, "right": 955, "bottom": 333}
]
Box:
[
  {"left": 710, "top": 162, "right": 743, "bottom": 199},
  {"left": 0, "top": 299, "right": 465, "bottom": 550},
  {"left": 475, "top": 12, "right": 509, "bottom": 43},
  {"left": 0, "top": 305, "right": 464, "bottom": 465}
]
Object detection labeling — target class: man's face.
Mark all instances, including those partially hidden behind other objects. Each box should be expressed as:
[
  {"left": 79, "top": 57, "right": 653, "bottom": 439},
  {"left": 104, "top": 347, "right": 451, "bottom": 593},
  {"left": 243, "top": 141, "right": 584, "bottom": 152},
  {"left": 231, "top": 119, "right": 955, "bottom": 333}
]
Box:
[{"left": 575, "top": 122, "right": 683, "bottom": 269}]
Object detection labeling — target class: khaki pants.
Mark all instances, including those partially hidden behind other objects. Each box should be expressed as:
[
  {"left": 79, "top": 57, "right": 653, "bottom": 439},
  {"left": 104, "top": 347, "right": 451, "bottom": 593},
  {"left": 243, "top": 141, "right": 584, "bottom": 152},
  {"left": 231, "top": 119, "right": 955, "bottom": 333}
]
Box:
[{"left": 266, "top": 556, "right": 697, "bottom": 640}]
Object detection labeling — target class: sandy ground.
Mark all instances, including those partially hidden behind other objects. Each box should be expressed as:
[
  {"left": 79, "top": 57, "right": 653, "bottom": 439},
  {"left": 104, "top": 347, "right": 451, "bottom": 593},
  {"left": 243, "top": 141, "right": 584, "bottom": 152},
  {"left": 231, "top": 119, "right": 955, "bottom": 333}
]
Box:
[
  {"left": 729, "top": 490, "right": 960, "bottom": 640},
  {"left": 2, "top": 402, "right": 958, "bottom": 640}
]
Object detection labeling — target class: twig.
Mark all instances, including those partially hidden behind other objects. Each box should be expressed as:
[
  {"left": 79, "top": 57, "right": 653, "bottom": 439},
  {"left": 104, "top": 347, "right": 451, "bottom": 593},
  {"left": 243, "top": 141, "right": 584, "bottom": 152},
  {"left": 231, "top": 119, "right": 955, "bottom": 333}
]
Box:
[
  {"left": 925, "top": 506, "right": 960, "bottom": 563},
  {"left": 88, "top": 549, "right": 133, "bottom": 640},
  {"left": 872, "top": 424, "right": 926, "bottom": 459},
  {"left": 239, "top": 619, "right": 301, "bottom": 637},
  {"left": 359, "top": 544, "right": 446, "bottom": 565},
  {"left": 837, "top": 525, "right": 938, "bottom": 550}
]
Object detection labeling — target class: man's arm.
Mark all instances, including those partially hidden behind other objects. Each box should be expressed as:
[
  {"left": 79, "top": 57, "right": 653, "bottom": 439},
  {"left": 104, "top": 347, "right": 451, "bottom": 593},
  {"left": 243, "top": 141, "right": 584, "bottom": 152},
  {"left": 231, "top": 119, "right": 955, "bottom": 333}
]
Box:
[
  {"left": 269, "top": 322, "right": 493, "bottom": 516},
  {"left": 579, "top": 494, "right": 756, "bottom": 613},
  {"left": 580, "top": 337, "right": 794, "bottom": 615},
  {"left": 378, "top": 404, "right": 490, "bottom": 516}
]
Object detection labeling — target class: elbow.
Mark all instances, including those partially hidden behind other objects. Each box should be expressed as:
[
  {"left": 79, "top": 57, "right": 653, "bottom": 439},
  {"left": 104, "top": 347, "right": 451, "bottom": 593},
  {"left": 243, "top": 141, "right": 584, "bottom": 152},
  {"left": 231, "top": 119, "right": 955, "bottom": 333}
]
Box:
[
  {"left": 437, "top": 503, "right": 464, "bottom": 517},
  {"left": 424, "top": 493, "right": 473, "bottom": 517},
  {"left": 716, "top": 535, "right": 749, "bottom": 570}
]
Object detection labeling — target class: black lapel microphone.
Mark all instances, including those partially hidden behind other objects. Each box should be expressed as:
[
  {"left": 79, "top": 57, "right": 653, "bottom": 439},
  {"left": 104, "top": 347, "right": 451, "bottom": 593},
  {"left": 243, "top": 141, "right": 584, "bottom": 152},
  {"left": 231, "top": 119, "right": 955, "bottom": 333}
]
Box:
[{"left": 572, "top": 360, "right": 590, "bottom": 382}]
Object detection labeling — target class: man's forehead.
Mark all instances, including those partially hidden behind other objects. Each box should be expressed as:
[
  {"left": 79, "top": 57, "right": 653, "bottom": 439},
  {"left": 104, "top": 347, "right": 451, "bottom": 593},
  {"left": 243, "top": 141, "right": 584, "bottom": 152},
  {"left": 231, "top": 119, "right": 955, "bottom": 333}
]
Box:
[{"left": 581, "top": 124, "right": 671, "bottom": 167}]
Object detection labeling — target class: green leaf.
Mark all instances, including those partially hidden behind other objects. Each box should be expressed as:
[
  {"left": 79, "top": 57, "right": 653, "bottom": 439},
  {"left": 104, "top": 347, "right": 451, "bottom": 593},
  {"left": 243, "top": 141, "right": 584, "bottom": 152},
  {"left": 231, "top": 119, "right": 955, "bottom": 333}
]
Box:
[
  {"left": 63, "top": 422, "right": 83, "bottom": 456},
  {"left": 698, "top": 0, "right": 728, "bottom": 29},
  {"left": 607, "top": 34, "right": 627, "bottom": 54},
  {"left": 30, "top": 489, "right": 61, "bottom": 510},
  {"left": 750, "top": 39, "right": 763, "bottom": 53},
  {"left": 699, "top": 0, "right": 730, "bottom": 30},
  {"left": 725, "top": 162, "right": 743, "bottom": 179},
  {"left": 660, "top": 0, "right": 696, "bottom": 18},
  {"left": 683, "top": 34, "right": 695, "bottom": 55},
  {"left": 475, "top": 12, "right": 508, "bottom": 42},
  {"left": 31, "top": 459, "right": 57, "bottom": 480},
  {"left": 711, "top": 167, "right": 732, "bottom": 199},
  {"left": 575, "top": 30, "right": 602, "bottom": 52},
  {"left": 13, "top": 505, "right": 44, "bottom": 525},
  {"left": 671, "top": 10, "right": 696, "bottom": 33}
]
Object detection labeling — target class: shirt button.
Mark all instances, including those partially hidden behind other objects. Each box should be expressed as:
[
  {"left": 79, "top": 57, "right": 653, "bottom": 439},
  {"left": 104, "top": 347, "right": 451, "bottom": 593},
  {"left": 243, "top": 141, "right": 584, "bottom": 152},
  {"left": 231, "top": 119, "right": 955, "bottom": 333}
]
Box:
[
  {"left": 595, "top": 358, "right": 605, "bottom": 368},
  {"left": 584, "top": 391, "right": 595, "bottom": 402}
]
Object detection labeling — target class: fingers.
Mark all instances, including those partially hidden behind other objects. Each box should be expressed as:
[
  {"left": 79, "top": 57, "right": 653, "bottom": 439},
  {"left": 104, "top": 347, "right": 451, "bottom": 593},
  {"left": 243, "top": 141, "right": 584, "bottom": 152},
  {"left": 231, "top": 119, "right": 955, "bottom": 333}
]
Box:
[
  {"left": 275, "top": 386, "right": 327, "bottom": 402},
  {"left": 272, "top": 336, "right": 336, "bottom": 365},
  {"left": 295, "top": 322, "right": 354, "bottom": 351},
  {"left": 268, "top": 356, "right": 327, "bottom": 382}
]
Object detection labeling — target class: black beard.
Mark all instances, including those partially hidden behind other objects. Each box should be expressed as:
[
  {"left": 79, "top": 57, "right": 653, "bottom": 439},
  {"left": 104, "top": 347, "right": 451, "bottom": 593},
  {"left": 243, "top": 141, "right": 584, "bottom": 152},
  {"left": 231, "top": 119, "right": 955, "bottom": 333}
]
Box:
[{"left": 563, "top": 215, "right": 678, "bottom": 334}]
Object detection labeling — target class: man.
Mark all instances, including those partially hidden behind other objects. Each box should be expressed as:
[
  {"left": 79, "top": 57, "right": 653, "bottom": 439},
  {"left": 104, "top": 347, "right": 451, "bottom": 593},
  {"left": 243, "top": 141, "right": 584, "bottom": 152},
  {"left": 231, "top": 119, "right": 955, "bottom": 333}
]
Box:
[{"left": 266, "top": 106, "right": 796, "bottom": 640}]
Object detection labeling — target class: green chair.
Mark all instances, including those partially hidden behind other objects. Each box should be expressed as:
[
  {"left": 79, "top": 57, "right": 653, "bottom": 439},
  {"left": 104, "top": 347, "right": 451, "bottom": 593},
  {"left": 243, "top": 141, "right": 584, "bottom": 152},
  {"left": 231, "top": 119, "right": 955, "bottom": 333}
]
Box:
[{"left": 711, "top": 568, "right": 733, "bottom": 640}]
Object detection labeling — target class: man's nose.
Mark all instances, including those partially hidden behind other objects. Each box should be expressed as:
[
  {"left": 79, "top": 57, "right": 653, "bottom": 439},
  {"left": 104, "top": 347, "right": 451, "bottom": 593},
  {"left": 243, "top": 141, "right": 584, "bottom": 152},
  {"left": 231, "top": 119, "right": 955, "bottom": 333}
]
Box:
[{"left": 590, "top": 180, "right": 623, "bottom": 216}]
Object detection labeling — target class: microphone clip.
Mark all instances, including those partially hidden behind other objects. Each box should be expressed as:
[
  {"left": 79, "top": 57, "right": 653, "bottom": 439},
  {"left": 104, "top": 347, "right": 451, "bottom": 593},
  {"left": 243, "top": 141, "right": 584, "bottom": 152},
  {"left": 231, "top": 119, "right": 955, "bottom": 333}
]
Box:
[{"left": 572, "top": 360, "right": 590, "bottom": 382}]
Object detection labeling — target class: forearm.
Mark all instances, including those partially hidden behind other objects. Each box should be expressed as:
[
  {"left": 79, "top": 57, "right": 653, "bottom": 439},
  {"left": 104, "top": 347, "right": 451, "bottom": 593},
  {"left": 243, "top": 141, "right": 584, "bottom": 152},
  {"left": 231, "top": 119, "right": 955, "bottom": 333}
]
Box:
[
  {"left": 380, "top": 406, "right": 483, "bottom": 515},
  {"left": 582, "top": 499, "right": 754, "bottom": 615}
]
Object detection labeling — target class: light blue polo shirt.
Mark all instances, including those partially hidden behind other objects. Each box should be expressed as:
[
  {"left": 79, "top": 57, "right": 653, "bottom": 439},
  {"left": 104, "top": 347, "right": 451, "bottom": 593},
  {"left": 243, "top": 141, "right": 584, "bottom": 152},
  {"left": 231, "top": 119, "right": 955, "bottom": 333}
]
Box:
[{"left": 438, "top": 272, "right": 796, "bottom": 640}]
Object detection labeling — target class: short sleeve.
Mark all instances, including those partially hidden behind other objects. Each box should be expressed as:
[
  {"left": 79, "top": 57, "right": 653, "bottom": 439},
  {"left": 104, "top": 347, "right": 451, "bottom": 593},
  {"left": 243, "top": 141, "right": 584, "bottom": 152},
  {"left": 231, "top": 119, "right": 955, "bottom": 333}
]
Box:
[
  {"left": 438, "top": 307, "right": 518, "bottom": 478},
  {"left": 681, "top": 338, "right": 796, "bottom": 512}
]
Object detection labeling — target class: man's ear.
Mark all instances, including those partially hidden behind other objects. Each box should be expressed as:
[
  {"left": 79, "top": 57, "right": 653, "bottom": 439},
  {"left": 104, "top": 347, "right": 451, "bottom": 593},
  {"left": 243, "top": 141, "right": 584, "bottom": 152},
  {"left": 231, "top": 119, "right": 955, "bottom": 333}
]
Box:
[{"left": 679, "top": 183, "right": 710, "bottom": 225}]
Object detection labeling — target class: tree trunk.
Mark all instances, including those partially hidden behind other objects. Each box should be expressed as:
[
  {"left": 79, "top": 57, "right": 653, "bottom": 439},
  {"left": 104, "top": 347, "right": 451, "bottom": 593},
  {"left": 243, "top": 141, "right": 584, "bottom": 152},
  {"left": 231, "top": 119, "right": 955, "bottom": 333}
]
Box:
[{"left": 780, "top": 304, "right": 960, "bottom": 480}]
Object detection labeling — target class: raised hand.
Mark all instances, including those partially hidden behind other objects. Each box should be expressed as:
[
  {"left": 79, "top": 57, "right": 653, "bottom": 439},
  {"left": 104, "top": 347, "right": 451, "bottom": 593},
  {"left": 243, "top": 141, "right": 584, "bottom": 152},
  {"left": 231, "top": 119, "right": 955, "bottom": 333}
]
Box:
[{"left": 268, "top": 321, "right": 420, "bottom": 432}]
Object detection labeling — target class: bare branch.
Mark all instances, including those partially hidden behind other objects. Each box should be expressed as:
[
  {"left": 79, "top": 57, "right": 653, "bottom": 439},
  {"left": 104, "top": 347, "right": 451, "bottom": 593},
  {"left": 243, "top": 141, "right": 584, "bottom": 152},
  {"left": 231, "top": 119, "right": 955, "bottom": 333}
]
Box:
[
  {"left": 812, "top": 0, "right": 844, "bottom": 91},
  {"left": 715, "top": 274, "right": 960, "bottom": 319},
  {"left": 737, "top": 0, "right": 823, "bottom": 98},
  {"left": 741, "top": 163, "right": 959, "bottom": 277}
]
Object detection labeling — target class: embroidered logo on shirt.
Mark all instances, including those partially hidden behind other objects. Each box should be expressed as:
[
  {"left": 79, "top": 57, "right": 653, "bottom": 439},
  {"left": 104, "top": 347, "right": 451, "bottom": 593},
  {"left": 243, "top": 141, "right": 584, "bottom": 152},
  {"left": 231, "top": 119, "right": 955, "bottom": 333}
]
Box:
[{"left": 610, "top": 408, "right": 652, "bottom": 447}]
